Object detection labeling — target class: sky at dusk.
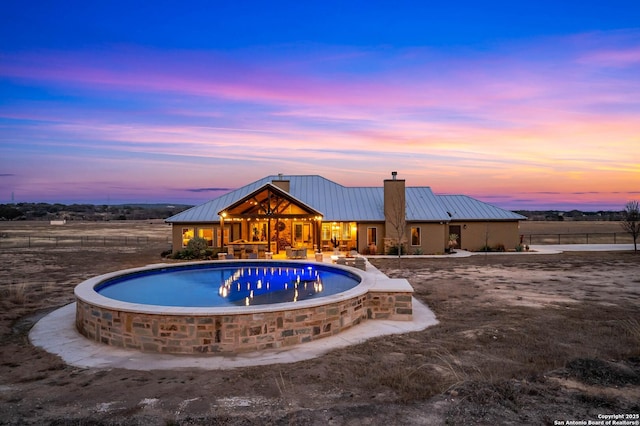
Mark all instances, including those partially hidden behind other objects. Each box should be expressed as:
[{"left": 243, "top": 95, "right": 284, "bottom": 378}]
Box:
[{"left": 1, "top": 1, "right": 639, "bottom": 210}]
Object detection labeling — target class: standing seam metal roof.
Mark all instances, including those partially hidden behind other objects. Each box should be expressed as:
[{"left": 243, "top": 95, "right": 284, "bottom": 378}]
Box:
[
  {"left": 438, "top": 195, "right": 526, "bottom": 221},
  {"left": 165, "top": 175, "right": 524, "bottom": 223}
]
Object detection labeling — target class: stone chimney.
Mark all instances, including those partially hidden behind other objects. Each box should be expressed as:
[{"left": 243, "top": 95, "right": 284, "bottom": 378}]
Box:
[
  {"left": 272, "top": 173, "right": 290, "bottom": 192},
  {"left": 384, "top": 171, "right": 406, "bottom": 242}
]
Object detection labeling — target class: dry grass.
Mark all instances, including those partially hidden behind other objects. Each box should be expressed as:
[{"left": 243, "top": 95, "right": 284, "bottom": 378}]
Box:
[
  {"left": 369, "top": 253, "right": 640, "bottom": 418},
  {"left": 0, "top": 221, "right": 639, "bottom": 424}
]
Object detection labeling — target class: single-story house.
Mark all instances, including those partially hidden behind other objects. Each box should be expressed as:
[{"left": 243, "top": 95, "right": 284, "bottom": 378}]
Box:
[{"left": 165, "top": 172, "right": 526, "bottom": 255}]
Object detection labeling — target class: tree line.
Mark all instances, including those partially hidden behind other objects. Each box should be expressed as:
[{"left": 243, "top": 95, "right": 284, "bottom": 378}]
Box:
[{"left": 0, "top": 203, "right": 192, "bottom": 221}]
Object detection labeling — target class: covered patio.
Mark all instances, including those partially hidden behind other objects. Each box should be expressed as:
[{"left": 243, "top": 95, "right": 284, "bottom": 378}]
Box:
[{"left": 218, "top": 183, "right": 322, "bottom": 258}]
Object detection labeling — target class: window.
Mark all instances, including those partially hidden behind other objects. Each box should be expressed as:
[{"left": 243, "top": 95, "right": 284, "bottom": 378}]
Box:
[
  {"left": 411, "top": 227, "right": 421, "bottom": 246},
  {"left": 341, "top": 223, "right": 351, "bottom": 240},
  {"left": 321, "top": 223, "right": 332, "bottom": 240},
  {"left": 198, "top": 228, "right": 214, "bottom": 247},
  {"left": 182, "top": 228, "right": 194, "bottom": 247}
]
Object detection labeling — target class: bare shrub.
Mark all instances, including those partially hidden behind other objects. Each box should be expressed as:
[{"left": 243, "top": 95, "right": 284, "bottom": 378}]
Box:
[{"left": 621, "top": 200, "right": 640, "bottom": 252}]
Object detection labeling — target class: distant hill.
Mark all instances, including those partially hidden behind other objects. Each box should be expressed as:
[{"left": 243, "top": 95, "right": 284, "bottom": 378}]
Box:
[{"left": 0, "top": 203, "right": 193, "bottom": 221}]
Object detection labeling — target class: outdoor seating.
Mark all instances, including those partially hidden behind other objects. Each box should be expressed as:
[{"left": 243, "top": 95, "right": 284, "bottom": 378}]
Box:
[{"left": 286, "top": 246, "right": 307, "bottom": 259}]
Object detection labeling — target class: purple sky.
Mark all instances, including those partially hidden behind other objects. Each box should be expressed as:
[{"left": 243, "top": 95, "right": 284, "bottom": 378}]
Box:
[{"left": 1, "top": 1, "right": 639, "bottom": 210}]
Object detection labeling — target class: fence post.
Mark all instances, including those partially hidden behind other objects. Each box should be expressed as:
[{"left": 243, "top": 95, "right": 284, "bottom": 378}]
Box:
[{"left": 586, "top": 233, "right": 589, "bottom": 244}]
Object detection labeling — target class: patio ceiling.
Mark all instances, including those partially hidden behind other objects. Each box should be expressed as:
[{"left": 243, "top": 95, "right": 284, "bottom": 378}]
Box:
[{"left": 218, "top": 183, "right": 322, "bottom": 220}]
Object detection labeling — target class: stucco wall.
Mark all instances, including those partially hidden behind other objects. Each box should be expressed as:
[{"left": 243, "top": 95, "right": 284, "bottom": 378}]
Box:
[
  {"left": 357, "top": 223, "right": 383, "bottom": 254},
  {"left": 358, "top": 222, "right": 446, "bottom": 255},
  {"left": 406, "top": 222, "right": 447, "bottom": 254},
  {"left": 449, "top": 221, "right": 521, "bottom": 251},
  {"left": 171, "top": 224, "right": 184, "bottom": 252},
  {"left": 171, "top": 223, "right": 220, "bottom": 253}
]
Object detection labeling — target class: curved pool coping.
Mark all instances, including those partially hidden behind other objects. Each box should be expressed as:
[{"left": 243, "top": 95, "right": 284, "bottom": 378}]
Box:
[
  {"left": 75, "top": 259, "right": 368, "bottom": 315},
  {"left": 74, "top": 259, "right": 414, "bottom": 355}
]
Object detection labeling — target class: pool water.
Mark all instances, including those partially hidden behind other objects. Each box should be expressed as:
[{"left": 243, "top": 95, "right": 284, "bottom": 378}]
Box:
[{"left": 96, "top": 262, "right": 361, "bottom": 307}]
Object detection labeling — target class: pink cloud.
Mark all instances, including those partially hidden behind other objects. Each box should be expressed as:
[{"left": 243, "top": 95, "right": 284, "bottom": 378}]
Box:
[{"left": 2, "top": 32, "right": 639, "bottom": 208}]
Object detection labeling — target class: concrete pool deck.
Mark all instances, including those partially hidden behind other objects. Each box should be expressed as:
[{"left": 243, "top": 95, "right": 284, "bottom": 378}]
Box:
[{"left": 30, "top": 297, "right": 437, "bottom": 371}]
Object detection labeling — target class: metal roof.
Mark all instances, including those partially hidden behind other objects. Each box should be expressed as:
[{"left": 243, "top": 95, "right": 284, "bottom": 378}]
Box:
[
  {"left": 406, "top": 187, "right": 451, "bottom": 222},
  {"left": 438, "top": 195, "right": 527, "bottom": 221},
  {"left": 166, "top": 175, "right": 524, "bottom": 223}
]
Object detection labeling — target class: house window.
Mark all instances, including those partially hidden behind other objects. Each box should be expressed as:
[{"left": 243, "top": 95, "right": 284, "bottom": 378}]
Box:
[
  {"left": 182, "top": 227, "right": 195, "bottom": 247},
  {"left": 321, "top": 223, "right": 332, "bottom": 240},
  {"left": 341, "top": 223, "right": 351, "bottom": 240},
  {"left": 411, "top": 227, "right": 421, "bottom": 246},
  {"left": 198, "top": 228, "right": 214, "bottom": 247}
]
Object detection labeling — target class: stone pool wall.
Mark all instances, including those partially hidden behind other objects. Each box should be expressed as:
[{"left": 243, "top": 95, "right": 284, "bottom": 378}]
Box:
[{"left": 75, "top": 287, "right": 413, "bottom": 355}]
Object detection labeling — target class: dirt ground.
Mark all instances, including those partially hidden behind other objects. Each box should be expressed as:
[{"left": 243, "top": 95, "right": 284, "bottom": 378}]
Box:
[{"left": 1, "top": 221, "right": 639, "bottom": 425}]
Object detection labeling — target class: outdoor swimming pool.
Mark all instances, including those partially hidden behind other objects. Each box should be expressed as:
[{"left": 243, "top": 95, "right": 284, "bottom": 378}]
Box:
[
  {"left": 75, "top": 259, "right": 414, "bottom": 355},
  {"left": 96, "top": 262, "right": 361, "bottom": 307}
]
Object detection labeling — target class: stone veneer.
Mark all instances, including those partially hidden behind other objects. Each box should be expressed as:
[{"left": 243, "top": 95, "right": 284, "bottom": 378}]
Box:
[{"left": 75, "top": 262, "right": 414, "bottom": 355}]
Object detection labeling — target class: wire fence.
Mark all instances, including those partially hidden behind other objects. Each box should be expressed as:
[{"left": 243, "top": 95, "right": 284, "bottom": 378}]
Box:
[
  {"left": 521, "top": 232, "right": 634, "bottom": 245},
  {"left": 0, "top": 235, "right": 171, "bottom": 249},
  {"left": 0, "top": 232, "right": 634, "bottom": 249}
]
